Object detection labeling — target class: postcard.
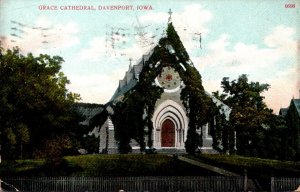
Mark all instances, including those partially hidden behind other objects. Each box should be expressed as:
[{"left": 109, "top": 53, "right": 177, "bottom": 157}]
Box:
[{"left": 0, "top": 0, "right": 299, "bottom": 191}]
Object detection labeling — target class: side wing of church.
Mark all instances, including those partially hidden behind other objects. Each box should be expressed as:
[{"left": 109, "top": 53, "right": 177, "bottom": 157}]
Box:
[{"left": 91, "top": 21, "right": 232, "bottom": 154}]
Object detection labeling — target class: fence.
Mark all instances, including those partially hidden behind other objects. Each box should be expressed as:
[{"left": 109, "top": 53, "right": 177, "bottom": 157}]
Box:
[
  {"left": 2, "top": 176, "right": 300, "bottom": 192},
  {"left": 2, "top": 176, "right": 244, "bottom": 192},
  {"left": 271, "top": 177, "right": 300, "bottom": 192}
]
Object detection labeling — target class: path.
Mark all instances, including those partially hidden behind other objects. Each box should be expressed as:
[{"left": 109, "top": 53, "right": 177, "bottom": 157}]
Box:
[{"left": 177, "top": 155, "right": 241, "bottom": 176}]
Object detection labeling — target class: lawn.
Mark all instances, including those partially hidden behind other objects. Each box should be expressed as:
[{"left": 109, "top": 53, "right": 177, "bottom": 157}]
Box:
[
  {"left": 0, "top": 159, "right": 45, "bottom": 176},
  {"left": 193, "top": 154, "right": 300, "bottom": 177},
  {"left": 0, "top": 154, "right": 216, "bottom": 176},
  {"left": 1, "top": 153, "right": 299, "bottom": 179},
  {"left": 188, "top": 154, "right": 300, "bottom": 189}
]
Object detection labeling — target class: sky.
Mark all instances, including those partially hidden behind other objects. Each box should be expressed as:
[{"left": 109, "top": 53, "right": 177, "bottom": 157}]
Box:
[{"left": 0, "top": 0, "right": 299, "bottom": 113}]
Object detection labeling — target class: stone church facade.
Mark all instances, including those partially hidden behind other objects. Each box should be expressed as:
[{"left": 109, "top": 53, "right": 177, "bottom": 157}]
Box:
[{"left": 90, "top": 22, "right": 231, "bottom": 154}]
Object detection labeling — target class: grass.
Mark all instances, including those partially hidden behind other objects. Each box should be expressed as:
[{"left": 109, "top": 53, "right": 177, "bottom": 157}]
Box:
[
  {"left": 186, "top": 154, "right": 300, "bottom": 189},
  {"left": 65, "top": 154, "right": 175, "bottom": 176},
  {"left": 2, "top": 153, "right": 299, "bottom": 179},
  {"left": 14, "top": 159, "right": 45, "bottom": 172},
  {"left": 65, "top": 154, "right": 217, "bottom": 176},
  {"left": 193, "top": 154, "right": 300, "bottom": 176},
  {"left": 0, "top": 154, "right": 215, "bottom": 177},
  {"left": 0, "top": 159, "right": 45, "bottom": 176}
]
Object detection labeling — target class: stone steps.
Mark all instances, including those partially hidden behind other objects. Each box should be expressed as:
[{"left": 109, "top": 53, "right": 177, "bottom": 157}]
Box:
[{"left": 155, "top": 148, "right": 186, "bottom": 154}]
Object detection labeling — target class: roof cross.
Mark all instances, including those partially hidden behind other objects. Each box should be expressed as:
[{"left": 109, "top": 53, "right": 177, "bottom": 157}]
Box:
[{"left": 168, "top": 9, "right": 173, "bottom": 23}]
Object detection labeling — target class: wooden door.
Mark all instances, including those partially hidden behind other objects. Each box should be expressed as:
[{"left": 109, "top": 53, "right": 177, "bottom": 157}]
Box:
[{"left": 161, "top": 119, "right": 175, "bottom": 147}]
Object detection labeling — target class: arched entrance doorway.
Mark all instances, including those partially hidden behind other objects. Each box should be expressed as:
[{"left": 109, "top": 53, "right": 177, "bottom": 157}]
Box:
[
  {"left": 152, "top": 100, "right": 188, "bottom": 149},
  {"left": 161, "top": 119, "right": 175, "bottom": 147}
]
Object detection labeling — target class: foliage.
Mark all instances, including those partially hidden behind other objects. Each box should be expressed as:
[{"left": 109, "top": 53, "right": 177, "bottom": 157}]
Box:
[
  {"left": 89, "top": 107, "right": 108, "bottom": 128},
  {"left": 166, "top": 23, "right": 211, "bottom": 154},
  {"left": 16, "top": 123, "right": 30, "bottom": 159},
  {"left": 210, "top": 110, "right": 234, "bottom": 154},
  {"left": 166, "top": 23, "right": 190, "bottom": 61},
  {"left": 81, "top": 134, "right": 99, "bottom": 154},
  {"left": 112, "top": 69, "right": 163, "bottom": 153},
  {"left": 33, "top": 135, "right": 72, "bottom": 170},
  {"left": 111, "top": 101, "right": 133, "bottom": 154},
  {"left": 0, "top": 46, "right": 81, "bottom": 160},
  {"left": 216, "top": 74, "right": 288, "bottom": 158},
  {"left": 179, "top": 65, "right": 212, "bottom": 154},
  {"left": 72, "top": 103, "right": 107, "bottom": 153},
  {"left": 111, "top": 23, "right": 211, "bottom": 154}
]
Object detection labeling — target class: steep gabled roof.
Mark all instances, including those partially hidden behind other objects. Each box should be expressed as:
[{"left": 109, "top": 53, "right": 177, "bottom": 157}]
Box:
[
  {"left": 206, "top": 91, "right": 232, "bottom": 121},
  {"left": 279, "top": 108, "right": 288, "bottom": 117},
  {"left": 73, "top": 103, "right": 104, "bottom": 126},
  {"left": 109, "top": 50, "right": 152, "bottom": 102},
  {"left": 291, "top": 99, "right": 300, "bottom": 117},
  {"left": 281, "top": 98, "right": 300, "bottom": 118},
  {"left": 109, "top": 23, "right": 191, "bottom": 103},
  {"left": 107, "top": 22, "right": 231, "bottom": 115}
]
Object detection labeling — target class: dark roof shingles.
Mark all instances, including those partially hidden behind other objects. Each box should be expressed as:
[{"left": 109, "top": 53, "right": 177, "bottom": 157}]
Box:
[{"left": 292, "top": 99, "right": 300, "bottom": 117}]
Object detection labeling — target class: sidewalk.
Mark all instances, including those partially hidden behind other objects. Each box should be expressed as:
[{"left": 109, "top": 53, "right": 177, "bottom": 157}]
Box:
[{"left": 177, "top": 156, "right": 241, "bottom": 176}]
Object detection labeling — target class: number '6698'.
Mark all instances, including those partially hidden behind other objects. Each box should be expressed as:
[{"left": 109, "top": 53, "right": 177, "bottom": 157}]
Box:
[{"left": 285, "top": 4, "right": 295, "bottom": 8}]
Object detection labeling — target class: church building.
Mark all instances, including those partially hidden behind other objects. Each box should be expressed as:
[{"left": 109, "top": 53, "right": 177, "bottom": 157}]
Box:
[{"left": 89, "top": 17, "right": 231, "bottom": 154}]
